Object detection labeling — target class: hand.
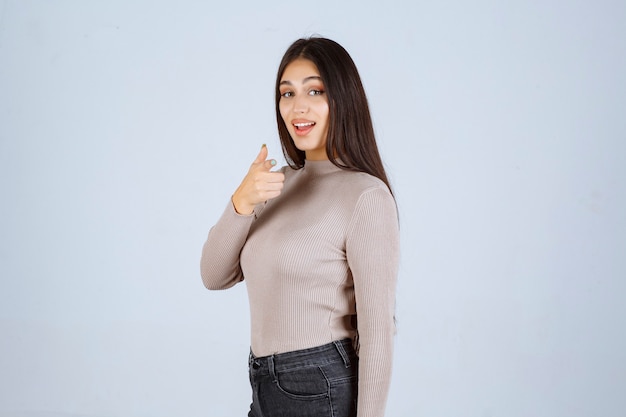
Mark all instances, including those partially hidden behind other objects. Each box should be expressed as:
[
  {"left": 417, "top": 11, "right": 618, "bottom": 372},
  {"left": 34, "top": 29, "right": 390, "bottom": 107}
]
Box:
[{"left": 232, "top": 145, "right": 285, "bottom": 215}]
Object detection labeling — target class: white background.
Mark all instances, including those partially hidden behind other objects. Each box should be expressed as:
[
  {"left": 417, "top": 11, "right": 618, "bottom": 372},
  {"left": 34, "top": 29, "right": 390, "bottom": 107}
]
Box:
[{"left": 1, "top": 1, "right": 625, "bottom": 416}]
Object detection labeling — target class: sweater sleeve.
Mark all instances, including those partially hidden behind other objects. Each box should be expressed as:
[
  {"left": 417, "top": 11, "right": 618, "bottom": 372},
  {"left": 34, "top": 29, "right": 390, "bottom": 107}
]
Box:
[
  {"left": 200, "top": 200, "right": 257, "bottom": 290},
  {"left": 346, "top": 186, "right": 400, "bottom": 417}
]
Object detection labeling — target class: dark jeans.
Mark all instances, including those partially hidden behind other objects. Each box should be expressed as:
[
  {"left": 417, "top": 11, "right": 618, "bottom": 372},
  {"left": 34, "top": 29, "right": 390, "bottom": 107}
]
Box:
[{"left": 247, "top": 339, "right": 358, "bottom": 417}]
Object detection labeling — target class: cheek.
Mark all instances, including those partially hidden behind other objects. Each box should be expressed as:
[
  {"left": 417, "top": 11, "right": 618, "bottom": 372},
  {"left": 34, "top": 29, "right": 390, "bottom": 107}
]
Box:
[
  {"left": 319, "top": 104, "right": 330, "bottom": 126},
  {"left": 278, "top": 99, "right": 289, "bottom": 114},
  {"left": 279, "top": 112, "right": 287, "bottom": 125}
]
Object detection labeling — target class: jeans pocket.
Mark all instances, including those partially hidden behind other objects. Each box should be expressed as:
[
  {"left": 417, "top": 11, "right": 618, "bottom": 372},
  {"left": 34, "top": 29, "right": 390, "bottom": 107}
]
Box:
[{"left": 274, "top": 365, "right": 329, "bottom": 400}]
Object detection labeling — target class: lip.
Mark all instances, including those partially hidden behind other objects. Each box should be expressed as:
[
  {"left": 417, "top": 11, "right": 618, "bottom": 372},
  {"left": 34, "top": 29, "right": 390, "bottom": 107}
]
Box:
[{"left": 291, "top": 119, "right": 316, "bottom": 136}]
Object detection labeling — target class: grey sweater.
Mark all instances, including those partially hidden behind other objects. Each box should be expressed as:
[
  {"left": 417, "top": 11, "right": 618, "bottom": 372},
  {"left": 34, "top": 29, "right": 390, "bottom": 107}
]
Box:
[{"left": 201, "top": 159, "right": 400, "bottom": 416}]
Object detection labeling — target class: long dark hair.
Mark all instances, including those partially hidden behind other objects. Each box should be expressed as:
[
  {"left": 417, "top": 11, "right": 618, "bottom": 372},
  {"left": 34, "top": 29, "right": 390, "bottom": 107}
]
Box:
[{"left": 275, "top": 37, "right": 393, "bottom": 195}]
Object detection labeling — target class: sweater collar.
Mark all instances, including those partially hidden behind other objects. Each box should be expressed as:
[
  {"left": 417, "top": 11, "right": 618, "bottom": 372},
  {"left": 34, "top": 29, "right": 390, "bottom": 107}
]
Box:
[{"left": 302, "top": 159, "right": 343, "bottom": 175}]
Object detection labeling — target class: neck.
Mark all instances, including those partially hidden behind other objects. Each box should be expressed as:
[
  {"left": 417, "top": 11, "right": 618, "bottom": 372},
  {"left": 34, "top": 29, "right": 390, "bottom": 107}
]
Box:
[{"left": 304, "top": 149, "right": 329, "bottom": 161}]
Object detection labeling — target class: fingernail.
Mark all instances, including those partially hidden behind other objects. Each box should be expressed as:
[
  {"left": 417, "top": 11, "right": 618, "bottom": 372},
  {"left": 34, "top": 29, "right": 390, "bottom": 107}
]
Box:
[
  {"left": 262, "top": 143, "right": 267, "bottom": 148},
  {"left": 270, "top": 159, "right": 277, "bottom": 166}
]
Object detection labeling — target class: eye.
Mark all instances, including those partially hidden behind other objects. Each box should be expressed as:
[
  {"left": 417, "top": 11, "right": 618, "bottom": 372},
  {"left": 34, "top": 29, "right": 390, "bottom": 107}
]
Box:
[
  {"left": 308, "top": 89, "right": 325, "bottom": 96},
  {"left": 280, "top": 91, "right": 293, "bottom": 98}
]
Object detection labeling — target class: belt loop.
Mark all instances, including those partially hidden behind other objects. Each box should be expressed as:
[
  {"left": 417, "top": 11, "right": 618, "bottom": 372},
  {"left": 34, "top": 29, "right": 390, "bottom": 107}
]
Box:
[
  {"left": 269, "top": 355, "right": 277, "bottom": 382},
  {"left": 333, "top": 340, "right": 350, "bottom": 368}
]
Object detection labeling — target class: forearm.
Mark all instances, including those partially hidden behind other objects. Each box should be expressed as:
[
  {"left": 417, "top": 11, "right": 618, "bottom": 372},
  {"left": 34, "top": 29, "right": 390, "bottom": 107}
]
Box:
[
  {"left": 356, "top": 328, "right": 395, "bottom": 416},
  {"left": 354, "top": 267, "right": 397, "bottom": 417},
  {"left": 200, "top": 200, "right": 255, "bottom": 289}
]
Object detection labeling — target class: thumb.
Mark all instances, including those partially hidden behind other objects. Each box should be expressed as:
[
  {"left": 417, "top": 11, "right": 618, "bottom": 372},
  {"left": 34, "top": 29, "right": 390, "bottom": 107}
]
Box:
[
  {"left": 253, "top": 144, "right": 268, "bottom": 164},
  {"left": 262, "top": 157, "right": 278, "bottom": 171}
]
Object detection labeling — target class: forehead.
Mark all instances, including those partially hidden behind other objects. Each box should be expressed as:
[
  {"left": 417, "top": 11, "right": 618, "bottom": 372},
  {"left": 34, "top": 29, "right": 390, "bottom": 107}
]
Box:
[{"left": 281, "top": 58, "right": 321, "bottom": 82}]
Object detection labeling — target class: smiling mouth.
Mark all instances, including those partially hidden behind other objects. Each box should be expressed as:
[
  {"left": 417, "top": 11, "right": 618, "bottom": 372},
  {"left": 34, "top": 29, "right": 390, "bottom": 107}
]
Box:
[
  {"left": 292, "top": 121, "right": 316, "bottom": 136},
  {"left": 294, "top": 122, "right": 316, "bottom": 130}
]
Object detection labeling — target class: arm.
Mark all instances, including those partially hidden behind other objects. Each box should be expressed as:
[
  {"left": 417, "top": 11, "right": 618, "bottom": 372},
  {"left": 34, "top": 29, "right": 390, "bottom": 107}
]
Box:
[
  {"left": 346, "top": 186, "right": 400, "bottom": 417},
  {"left": 200, "top": 144, "right": 285, "bottom": 290},
  {"left": 200, "top": 200, "right": 256, "bottom": 290}
]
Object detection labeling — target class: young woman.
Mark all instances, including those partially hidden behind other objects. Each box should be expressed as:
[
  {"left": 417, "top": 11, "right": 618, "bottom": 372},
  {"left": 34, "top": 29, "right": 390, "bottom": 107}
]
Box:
[{"left": 201, "top": 37, "right": 399, "bottom": 417}]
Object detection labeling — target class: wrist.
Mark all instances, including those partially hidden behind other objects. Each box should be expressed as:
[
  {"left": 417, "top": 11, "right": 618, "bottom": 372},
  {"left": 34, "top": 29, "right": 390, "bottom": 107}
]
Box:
[{"left": 231, "top": 195, "right": 254, "bottom": 215}]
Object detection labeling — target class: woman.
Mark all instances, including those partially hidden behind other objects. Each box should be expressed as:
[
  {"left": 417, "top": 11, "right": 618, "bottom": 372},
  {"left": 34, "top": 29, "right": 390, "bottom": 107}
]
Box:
[{"left": 201, "top": 37, "right": 399, "bottom": 417}]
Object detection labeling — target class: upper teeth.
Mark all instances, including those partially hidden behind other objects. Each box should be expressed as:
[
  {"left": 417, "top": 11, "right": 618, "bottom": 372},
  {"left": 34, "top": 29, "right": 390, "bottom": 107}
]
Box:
[{"left": 294, "top": 122, "right": 314, "bottom": 127}]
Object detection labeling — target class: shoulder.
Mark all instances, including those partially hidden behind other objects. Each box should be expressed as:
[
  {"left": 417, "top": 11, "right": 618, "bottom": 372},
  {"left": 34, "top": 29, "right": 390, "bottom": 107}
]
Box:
[
  {"left": 281, "top": 163, "right": 394, "bottom": 208},
  {"left": 333, "top": 170, "right": 393, "bottom": 201},
  {"left": 281, "top": 164, "right": 296, "bottom": 177},
  {"left": 329, "top": 170, "right": 397, "bottom": 226},
  {"left": 345, "top": 173, "right": 399, "bottom": 241}
]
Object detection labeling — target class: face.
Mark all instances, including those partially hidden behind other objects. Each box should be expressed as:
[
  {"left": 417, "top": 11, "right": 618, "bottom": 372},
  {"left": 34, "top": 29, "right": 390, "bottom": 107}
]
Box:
[{"left": 278, "top": 58, "right": 330, "bottom": 161}]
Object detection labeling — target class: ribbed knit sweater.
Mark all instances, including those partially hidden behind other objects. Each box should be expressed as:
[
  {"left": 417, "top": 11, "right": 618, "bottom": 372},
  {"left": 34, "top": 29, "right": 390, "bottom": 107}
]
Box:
[{"left": 201, "top": 159, "right": 400, "bottom": 417}]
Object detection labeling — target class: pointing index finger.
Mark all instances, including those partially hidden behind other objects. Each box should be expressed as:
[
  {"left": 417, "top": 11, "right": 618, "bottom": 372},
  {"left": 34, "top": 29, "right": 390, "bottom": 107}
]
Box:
[{"left": 253, "top": 144, "right": 268, "bottom": 164}]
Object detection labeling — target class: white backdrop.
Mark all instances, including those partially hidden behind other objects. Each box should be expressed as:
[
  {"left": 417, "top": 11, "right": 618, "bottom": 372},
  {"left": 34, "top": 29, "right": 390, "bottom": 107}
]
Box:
[{"left": 1, "top": 1, "right": 625, "bottom": 416}]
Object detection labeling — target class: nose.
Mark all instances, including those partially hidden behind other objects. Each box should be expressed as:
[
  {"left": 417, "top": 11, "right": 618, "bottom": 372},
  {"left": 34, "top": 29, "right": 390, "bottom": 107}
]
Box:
[{"left": 292, "top": 95, "right": 309, "bottom": 114}]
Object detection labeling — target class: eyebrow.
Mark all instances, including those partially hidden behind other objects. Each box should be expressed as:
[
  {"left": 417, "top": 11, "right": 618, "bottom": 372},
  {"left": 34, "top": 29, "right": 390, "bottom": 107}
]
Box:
[{"left": 279, "top": 76, "right": 323, "bottom": 86}]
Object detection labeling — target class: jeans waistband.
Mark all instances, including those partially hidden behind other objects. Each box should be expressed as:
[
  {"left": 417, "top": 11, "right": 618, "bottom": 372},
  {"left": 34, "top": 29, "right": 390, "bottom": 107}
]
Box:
[{"left": 249, "top": 338, "right": 355, "bottom": 375}]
